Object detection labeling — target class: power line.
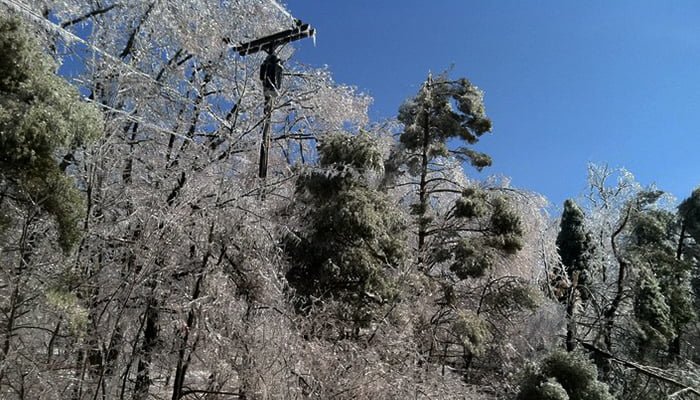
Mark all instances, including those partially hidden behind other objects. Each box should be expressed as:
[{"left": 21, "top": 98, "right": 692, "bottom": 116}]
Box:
[
  {"left": 2, "top": 0, "right": 314, "bottom": 147},
  {"left": 1, "top": 0, "right": 262, "bottom": 140},
  {"left": 1, "top": 0, "right": 212, "bottom": 141},
  {"left": 83, "top": 98, "right": 194, "bottom": 141},
  {"left": 2, "top": 0, "right": 306, "bottom": 109},
  {"left": 1, "top": 0, "right": 193, "bottom": 103},
  {"left": 268, "top": 0, "right": 295, "bottom": 23}
]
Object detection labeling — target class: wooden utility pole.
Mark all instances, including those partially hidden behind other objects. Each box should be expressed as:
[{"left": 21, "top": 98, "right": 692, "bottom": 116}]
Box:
[{"left": 231, "top": 20, "right": 315, "bottom": 179}]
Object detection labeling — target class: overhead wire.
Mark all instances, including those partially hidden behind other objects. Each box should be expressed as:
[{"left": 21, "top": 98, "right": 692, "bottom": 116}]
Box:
[
  {"left": 2, "top": 0, "right": 302, "bottom": 100},
  {"left": 0, "top": 0, "right": 253, "bottom": 141},
  {"left": 1, "top": 0, "right": 304, "bottom": 98},
  {"left": 267, "top": 0, "right": 295, "bottom": 24},
  {"left": 2, "top": 0, "right": 319, "bottom": 143},
  {"left": 0, "top": 0, "right": 172, "bottom": 140},
  {"left": 83, "top": 98, "right": 195, "bottom": 141},
  {"left": 0, "top": 0, "right": 196, "bottom": 103}
]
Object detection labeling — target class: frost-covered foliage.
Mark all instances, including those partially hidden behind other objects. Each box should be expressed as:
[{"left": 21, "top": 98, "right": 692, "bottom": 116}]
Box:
[
  {"left": 549, "top": 165, "right": 700, "bottom": 399},
  {"left": 379, "top": 70, "right": 553, "bottom": 392},
  {"left": 557, "top": 199, "right": 595, "bottom": 289},
  {"left": 395, "top": 72, "right": 492, "bottom": 172},
  {"left": 516, "top": 351, "right": 614, "bottom": 400},
  {"left": 2, "top": 3, "right": 699, "bottom": 399},
  {"left": 0, "top": 1, "right": 377, "bottom": 398},
  {"left": 0, "top": 15, "right": 102, "bottom": 251},
  {"left": 286, "top": 132, "right": 406, "bottom": 328}
]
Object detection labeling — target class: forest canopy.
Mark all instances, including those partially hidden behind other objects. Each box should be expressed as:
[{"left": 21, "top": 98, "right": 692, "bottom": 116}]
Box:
[{"left": 0, "top": 3, "right": 698, "bottom": 400}]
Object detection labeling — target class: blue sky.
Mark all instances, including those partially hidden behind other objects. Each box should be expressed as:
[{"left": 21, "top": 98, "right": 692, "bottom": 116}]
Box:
[{"left": 287, "top": 1, "right": 700, "bottom": 206}]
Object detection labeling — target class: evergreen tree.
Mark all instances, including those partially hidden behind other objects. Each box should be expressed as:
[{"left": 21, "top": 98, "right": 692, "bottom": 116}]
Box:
[
  {"left": 387, "top": 72, "right": 523, "bottom": 273},
  {"left": 285, "top": 132, "right": 406, "bottom": 329},
  {"left": 678, "top": 188, "right": 700, "bottom": 303},
  {"left": 0, "top": 16, "right": 102, "bottom": 252},
  {"left": 557, "top": 200, "right": 594, "bottom": 289},
  {"left": 674, "top": 189, "right": 700, "bottom": 354},
  {"left": 633, "top": 263, "right": 674, "bottom": 348},
  {"left": 679, "top": 188, "right": 700, "bottom": 244},
  {"left": 516, "top": 351, "right": 614, "bottom": 400},
  {"left": 389, "top": 72, "right": 494, "bottom": 258},
  {"left": 556, "top": 199, "right": 594, "bottom": 351},
  {"left": 432, "top": 188, "right": 525, "bottom": 280},
  {"left": 386, "top": 71, "right": 528, "bottom": 379},
  {"left": 0, "top": 15, "right": 102, "bottom": 393},
  {"left": 626, "top": 208, "right": 695, "bottom": 356}
]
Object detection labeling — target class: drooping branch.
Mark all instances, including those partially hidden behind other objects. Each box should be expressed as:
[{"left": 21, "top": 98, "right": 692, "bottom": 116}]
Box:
[{"left": 575, "top": 339, "right": 700, "bottom": 397}]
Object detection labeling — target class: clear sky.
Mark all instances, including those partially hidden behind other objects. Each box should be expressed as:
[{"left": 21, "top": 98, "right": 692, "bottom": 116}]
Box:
[{"left": 286, "top": 1, "right": 700, "bottom": 206}]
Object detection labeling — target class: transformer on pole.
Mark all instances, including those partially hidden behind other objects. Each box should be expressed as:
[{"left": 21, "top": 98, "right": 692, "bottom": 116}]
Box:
[{"left": 231, "top": 20, "right": 315, "bottom": 179}]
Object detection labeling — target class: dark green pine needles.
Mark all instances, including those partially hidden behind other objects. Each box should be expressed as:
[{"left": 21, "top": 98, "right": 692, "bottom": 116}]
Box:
[
  {"left": 285, "top": 132, "right": 406, "bottom": 327},
  {"left": 0, "top": 16, "right": 102, "bottom": 252}
]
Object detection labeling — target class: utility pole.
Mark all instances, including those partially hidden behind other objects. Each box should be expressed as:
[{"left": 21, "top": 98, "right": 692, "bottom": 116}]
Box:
[{"left": 231, "top": 19, "right": 315, "bottom": 179}]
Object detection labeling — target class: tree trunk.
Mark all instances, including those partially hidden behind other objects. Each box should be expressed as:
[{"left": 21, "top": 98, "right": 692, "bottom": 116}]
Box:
[
  {"left": 133, "top": 289, "right": 159, "bottom": 400},
  {"left": 603, "top": 205, "right": 631, "bottom": 351},
  {"left": 416, "top": 77, "right": 432, "bottom": 265},
  {"left": 171, "top": 224, "right": 213, "bottom": 400},
  {"left": 565, "top": 289, "right": 578, "bottom": 352},
  {"left": 669, "top": 222, "right": 687, "bottom": 358}
]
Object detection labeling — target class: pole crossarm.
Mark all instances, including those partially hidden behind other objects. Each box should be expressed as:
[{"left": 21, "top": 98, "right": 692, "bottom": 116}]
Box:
[
  {"left": 231, "top": 20, "right": 314, "bottom": 56},
  {"left": 226, "top": 18, "right": 315, "bottom": 181}
]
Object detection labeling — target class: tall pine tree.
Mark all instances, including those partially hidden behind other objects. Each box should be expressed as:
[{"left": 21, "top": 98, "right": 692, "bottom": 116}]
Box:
[
  {"left": 385, "top": 71, "right": 528, "bottom": 377},
  {"left": 389, "top": 72, "right": 492, "bottom": 254},
  {"left": 556, "top": 199, "right": 595, "bottom": 351}
]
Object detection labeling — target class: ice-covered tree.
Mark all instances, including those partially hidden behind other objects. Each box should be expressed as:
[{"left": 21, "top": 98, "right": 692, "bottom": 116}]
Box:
[
  {"left": 383, "top": 72, "right": 536, "bottom": 382},
  {"left": 622, "top": 201, "right": 695, "bottom": 358},
  {"left": 516, "top": 351, "right": 614, "bottom": 400},
  {"left": 0, "top": 15, "right": 102, "bottom": 252},
  {"left": 0, "top": 15, "right": 102, "bottom": 397},
  {"left": 1, "top": 1, "right": 375, "bottom": 398},
  {"left": 387, "top": 72, "right": 496, "bottom": 258},
  {"left": 557, "top": 200, "right": 595, "bottom": 290},
  {"left": 385, "top": 72, "right": 523, "bottom": 277},
  {"left": 678, "top": 188, "right": 700, "bottom": 320},
  {"left": 556, "top": 199, "right": 595, "bottom": 351},
  {"left": 285, "top": 132, "right": 406, "bottom": 330}
]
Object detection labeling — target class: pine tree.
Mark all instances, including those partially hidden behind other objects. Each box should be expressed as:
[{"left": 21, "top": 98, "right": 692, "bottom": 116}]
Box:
[
  {"left": 386, "top": 71, "right": 528, "bottom": 378},
  {"left": 556, "top": 199, "right": 594, "bottom": 351},
  {"left": 387, "top": 72, "right": 522, "bottom": 273},
  {"left": 633, "top": 263, "right": 674, "bottom": 348},
  {"left": 672, "top": 188, "right": 700, "bottom": 355},
  {"left": 0, "top": 15, "right": 101, "bottom": 391},
  {"left": 626, "top": 207, "right": 695, "bottom": 357},
  {"left": 0, "top": 16, "right": 102, "bottom": 252},
  {"left": 679, "top": 188, "right": 700, "bottom": 243},
  {"left": 285, "top": 132, "right": 406, "bottom": 329},
  {"left": 516, "top": 351, "right": 614, "bottom": 400},
  {"left": 389, "top": 72, "right": 494, "bottom": 258},
  {"left": 557, "top": 200, "right": 594, "bottom": 288}
]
